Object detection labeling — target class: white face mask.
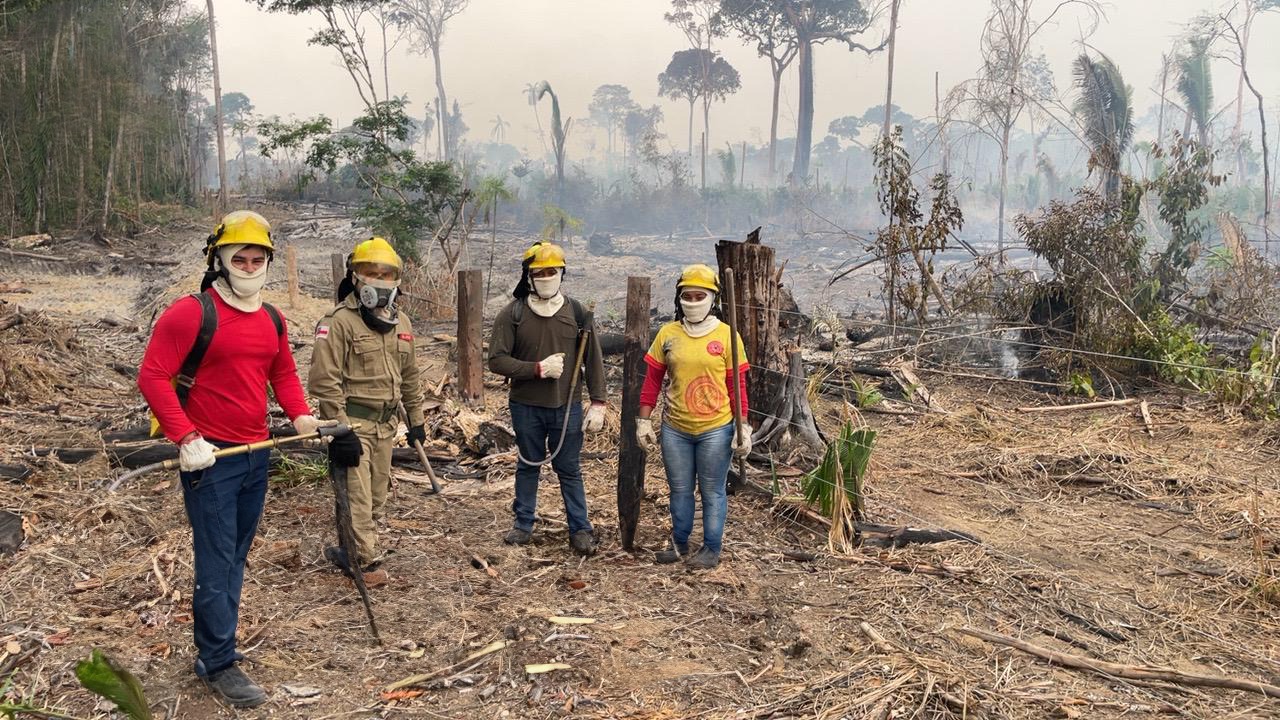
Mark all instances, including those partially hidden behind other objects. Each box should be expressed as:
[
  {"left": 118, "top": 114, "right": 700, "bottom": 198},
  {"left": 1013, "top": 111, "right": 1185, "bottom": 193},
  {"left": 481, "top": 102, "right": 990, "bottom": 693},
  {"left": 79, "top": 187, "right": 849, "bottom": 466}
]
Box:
[
  {"left": 218, "top": 245, "right": 268, "bottom": 298},
  {"left": 680, "top": 295, "right": 714, "bottom": 324},
  {"left": 532, "top": 271, "right": 562, "bottom": 300}
]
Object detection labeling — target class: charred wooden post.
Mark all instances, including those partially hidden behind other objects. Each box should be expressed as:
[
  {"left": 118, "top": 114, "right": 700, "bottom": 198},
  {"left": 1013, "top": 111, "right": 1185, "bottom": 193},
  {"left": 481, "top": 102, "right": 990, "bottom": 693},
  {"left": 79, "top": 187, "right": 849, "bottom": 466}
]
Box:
[
  {"left": 286, "top": 244, "right": 300, "bottom": 309},
  {"left": 330, "top": 252, "right": 345, "bottom": 304},
  {"left": 456, "top": 269, "right": 484, "bottom": 406},
  {"left": 618, "top": 276, "right": 650, "bottom": 550},
  {"left": 715, "top": 228, "right": 824, "bottom": 453}
]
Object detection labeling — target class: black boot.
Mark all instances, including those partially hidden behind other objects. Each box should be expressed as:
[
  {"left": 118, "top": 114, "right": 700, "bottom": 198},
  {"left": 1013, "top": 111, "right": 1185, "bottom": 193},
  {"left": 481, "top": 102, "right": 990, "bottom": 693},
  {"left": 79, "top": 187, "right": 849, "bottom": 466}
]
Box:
[
  {"left": 324, "top": 545, "right": 349, "bottom": 572},
  {"left": 685, "top": 546, "right": 721, "bottom": 570},
  {"left": 204, "top": 664, "right": 267, "bottom": 708},
  {"left": 503, "top": 527, "right": 532, "bottom": 545},
  {"left": 654, "top": 539, "right": 690, "bottom": 564},
  {"left": 569, "top": 530, "right": 597, "bottom": 557}
]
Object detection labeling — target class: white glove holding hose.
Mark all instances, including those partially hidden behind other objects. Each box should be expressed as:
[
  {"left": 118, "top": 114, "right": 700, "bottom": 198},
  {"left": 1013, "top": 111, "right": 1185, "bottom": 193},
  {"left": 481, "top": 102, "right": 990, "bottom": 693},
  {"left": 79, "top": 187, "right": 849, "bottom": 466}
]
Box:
[
  {"left": 731, "top": 421, "right": 753, "bottom": 459},
  {"left": 635, "top": 417, "right": 657, "bottom": 452},
  {"left": 536, "top": 352, "right": 565, "bottom": 379},
  {"left": 584, "top": 403, "right": 606, "bottom": 433},
  {"left": 292, "top": 414, "right": 338, "bottom": 437},
  {"left": 179, "top": 435, "right": 218, "bottom": 472}
]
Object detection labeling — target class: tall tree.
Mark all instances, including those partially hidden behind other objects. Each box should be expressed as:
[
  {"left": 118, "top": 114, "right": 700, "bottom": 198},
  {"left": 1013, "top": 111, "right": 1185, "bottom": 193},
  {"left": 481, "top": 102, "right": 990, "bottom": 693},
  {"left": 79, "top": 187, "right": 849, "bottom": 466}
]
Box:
[
  {"left": 588, "top": 84, "right": 640, "bottom": 167},
  {"left": 1072, "top": 51, "right": 1133, "bottom": 202},
  {"left": 1222, "top": 9, "right": 1273, "bottom": 241},
  {"left": 776, "top": 0, "right": 884, "bottom": 184},
  {"left": 524, "top": 81, "right": 550, "bottom": 157},
  {"left": 476, "top": 175, "right": 515, "bottom": 298},
  {"left": 665, "top": 0, "right": 722, "bottom": 175},
  {"left": 623, "top": 105, "right": 664, "bottom": 170},
  {"left": 881, "top": 0, "right": 901, "bottom": 138},
  {"left": 1177, "top": 33, "right": 1214, "bottom": 149},
  {"left": 223, "top": 91, "right": 255, "bottom": 190},
  {"left": 947, "top": 0, "right": 1099, "bottom": 254},
  {"left": 532, "top": 81, "right": 572, "bottom": 204},
  {"left": 390, "top": 0, "right": 469, "bottom": 161},
  {"left": 207, "top": 0, "right": 228, "bottom": 213},
  {"left": 658, "top": 49, "right": 740, "bottom": 163},
  {"left": 1226, "top": 1, "right": 1278, "bottom": 185},
  {"left": 714, "top": 0, "right": 798, "bottom": 184},
  {"left": 489, "top": 114, "right": 509, "bottom": 143}
]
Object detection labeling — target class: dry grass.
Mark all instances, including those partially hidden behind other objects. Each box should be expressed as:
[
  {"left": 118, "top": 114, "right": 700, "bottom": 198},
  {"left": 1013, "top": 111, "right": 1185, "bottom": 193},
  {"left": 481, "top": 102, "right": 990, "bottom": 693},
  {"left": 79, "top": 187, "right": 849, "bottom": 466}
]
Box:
[{"left": 1, "top": 222, "right": 1279, "bottom": 719}]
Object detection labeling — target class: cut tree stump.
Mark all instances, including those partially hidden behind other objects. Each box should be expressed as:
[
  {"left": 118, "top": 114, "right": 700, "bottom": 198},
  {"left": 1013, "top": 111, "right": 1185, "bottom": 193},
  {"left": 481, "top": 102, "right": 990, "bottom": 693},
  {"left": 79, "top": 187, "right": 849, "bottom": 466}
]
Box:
[{"left": 716, "top": 230, "right": 824, "bottom": 455}]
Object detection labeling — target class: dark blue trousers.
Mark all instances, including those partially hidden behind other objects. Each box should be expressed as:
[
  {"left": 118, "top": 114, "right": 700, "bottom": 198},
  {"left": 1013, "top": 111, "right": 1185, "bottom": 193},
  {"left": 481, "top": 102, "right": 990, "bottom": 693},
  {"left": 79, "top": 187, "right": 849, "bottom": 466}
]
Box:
[
  {"left": 179, "top": 447, "right": 270, "bottom": 677},
  {"left": 510, "top": 401, "right": 592, "bottom": 535}
]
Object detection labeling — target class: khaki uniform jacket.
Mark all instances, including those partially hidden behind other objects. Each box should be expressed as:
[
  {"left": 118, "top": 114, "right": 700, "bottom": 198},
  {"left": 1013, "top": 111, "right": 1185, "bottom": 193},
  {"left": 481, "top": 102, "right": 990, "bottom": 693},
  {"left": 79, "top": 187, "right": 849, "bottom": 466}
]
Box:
[{"left": 308, "top": 295, "right": 425, "bottom": 438}]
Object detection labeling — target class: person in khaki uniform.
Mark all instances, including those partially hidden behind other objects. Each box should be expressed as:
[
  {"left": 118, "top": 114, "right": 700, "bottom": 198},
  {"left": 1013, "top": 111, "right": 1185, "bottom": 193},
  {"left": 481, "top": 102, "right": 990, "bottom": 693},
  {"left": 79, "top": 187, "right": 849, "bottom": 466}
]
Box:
[{"left": 308, "top": 237, "right": 425, "bottom": 586}]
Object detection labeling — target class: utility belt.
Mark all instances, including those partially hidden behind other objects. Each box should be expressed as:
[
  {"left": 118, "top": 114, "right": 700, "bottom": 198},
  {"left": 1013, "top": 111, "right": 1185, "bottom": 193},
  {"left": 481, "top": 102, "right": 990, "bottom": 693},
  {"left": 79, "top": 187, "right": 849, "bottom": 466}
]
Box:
[{"left": 345, "top": 400, "right": 398, "bottom": 424}]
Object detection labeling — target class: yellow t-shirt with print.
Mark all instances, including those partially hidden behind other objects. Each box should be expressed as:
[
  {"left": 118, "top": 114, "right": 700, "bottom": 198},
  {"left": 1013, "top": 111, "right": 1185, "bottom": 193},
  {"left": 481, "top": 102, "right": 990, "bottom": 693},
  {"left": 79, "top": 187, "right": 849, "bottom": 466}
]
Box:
[{"left": 645, "top": 320, "right": 748, "bottom": 435}]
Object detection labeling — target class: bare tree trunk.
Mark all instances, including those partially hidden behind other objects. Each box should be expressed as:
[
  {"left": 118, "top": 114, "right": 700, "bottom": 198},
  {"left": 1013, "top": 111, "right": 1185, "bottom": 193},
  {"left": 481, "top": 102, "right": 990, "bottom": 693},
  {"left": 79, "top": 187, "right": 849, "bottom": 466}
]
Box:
[
  {"left": 686, "top": 99, "right": 694, "bottom": 161},
  {"left": 207, "top": 0, "right": 228, "bottom": 215},
  {"left": 431, "top": 43, "right": 449, "bottom": 160},
  {"left": 769, "top": 64, "right": 782, "bottom": 184},
  {"left": 1156, "top": 55, "right": 1169, "bottom": 148},
  {"left": 792, "top": 39, "right": 814, "bottom": 184},
  {"left": 881, "top": 0, "right": 901, "bottom": 138},
  {"left": 997, "top": 122, "right": 1011, "bottom": 258},
  {"left": 1232, "top": 10, "right": 1253, "bottom": 187},
  {"left": 100, "top": 114, "right": 124, "bottom": 234}
]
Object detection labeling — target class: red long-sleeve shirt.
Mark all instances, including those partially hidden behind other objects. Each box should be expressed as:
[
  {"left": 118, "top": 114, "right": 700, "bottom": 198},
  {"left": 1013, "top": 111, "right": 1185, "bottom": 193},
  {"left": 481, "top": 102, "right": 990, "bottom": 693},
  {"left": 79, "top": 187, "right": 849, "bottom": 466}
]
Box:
[{"left": 138, "top": 290, "right": 311, "bottom": 444}]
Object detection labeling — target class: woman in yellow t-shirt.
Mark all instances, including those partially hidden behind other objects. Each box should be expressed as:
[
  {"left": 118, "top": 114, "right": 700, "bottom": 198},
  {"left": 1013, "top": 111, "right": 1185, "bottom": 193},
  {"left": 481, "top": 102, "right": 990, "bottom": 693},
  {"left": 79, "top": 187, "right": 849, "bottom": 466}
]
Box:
[{"left": 635, "top": 264, "right": 751, "bottom": 570}]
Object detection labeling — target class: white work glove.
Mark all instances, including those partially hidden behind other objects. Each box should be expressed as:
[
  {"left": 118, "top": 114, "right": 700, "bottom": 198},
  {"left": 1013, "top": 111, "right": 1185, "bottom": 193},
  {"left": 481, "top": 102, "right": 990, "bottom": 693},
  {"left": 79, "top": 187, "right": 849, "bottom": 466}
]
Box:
[
  {"left": 292, "top": 414, "right": 338, "bottom": 436},
  {"left": 179, "top": 436, "right": 218, "bottom": 472},
  {"left": 536, "top": 352, "right": 565, "bottom": 379},
  {"left": 731, "top": 421, "right": 753, "bottom": 459},
  {"left": 635, "top": 417, "right": 657, "bottom": 452},
  {"left": 584, "top": 403, "right": 606, "bottom": 433}
]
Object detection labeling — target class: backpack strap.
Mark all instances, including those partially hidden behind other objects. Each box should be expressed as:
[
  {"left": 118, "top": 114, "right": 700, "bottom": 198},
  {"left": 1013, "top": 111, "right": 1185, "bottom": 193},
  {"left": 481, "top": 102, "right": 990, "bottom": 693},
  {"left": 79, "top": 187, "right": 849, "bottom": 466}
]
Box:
[
  {"left": 174, "top": 293, "right": 219, "bottom": 406},
  {"left": 262, "top": 302, "right": 285, "bottom": 337}
]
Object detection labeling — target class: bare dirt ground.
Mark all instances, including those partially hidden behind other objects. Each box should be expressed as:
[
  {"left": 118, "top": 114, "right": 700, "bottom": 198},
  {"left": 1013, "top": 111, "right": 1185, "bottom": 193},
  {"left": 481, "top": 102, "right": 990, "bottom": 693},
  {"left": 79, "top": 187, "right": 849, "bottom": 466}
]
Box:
[{"left": 1, "top": 204, "right": 1278, "bottom": 719}]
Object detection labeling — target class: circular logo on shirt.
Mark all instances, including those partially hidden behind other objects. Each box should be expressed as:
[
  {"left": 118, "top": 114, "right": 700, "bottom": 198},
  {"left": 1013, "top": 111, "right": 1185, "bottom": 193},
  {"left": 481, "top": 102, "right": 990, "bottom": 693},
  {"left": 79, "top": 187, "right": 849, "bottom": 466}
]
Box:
[
  {"left": 684, "top": 376, "right": 728, "bottom": 418},
  {"left": 706, "top": 340, "right": 724, "bottom": 356}
]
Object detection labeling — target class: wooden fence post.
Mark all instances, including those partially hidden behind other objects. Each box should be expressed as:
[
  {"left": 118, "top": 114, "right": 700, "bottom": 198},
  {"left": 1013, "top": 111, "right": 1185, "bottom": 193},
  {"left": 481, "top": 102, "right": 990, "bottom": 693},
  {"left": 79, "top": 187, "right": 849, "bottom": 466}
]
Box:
[
  {"left": 330, "top": 252, "right": 345, "bottom": 304},
  {"left": 457, "top": 269, "right": 484, "bottom": 406},
  {"left": 286, "top": 245, "right": 300, "bottom": 309},
  {"left": 617, "top": 276, "right": 651, "bottom": 550}
]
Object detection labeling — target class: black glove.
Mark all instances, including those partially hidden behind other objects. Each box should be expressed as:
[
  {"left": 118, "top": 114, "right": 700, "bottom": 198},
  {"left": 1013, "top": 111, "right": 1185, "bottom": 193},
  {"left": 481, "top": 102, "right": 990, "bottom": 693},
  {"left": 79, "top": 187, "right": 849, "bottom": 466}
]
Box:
[
  {"left": 328, "top": 430, "right": 363, "bottom": 468},
  {"left": 407, "top": 424, "right": 427, "bottom": 448}
]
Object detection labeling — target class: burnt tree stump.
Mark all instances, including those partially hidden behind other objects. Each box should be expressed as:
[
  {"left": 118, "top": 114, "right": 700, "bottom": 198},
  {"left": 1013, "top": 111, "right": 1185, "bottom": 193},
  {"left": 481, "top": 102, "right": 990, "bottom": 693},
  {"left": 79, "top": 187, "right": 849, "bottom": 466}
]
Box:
[{"left": 716, "top": 230, "right": 824, "bottom": 453}]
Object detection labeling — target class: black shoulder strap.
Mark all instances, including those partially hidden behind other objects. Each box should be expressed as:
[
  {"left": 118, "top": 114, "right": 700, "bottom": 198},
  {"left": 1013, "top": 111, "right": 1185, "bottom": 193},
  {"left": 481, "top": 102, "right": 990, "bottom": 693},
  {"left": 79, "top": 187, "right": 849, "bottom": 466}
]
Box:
[
  {"left": 568, "top": 298, "right": 586, "bottom": 331},
  {"left": 509, "top": 299, "right": 525, "bottom": 327},
  {"left": 174, "top": 293, "right": 219, "bottom": 406},
  {"left": 262, "top": 302, "right": 285, "bottom": 337}
]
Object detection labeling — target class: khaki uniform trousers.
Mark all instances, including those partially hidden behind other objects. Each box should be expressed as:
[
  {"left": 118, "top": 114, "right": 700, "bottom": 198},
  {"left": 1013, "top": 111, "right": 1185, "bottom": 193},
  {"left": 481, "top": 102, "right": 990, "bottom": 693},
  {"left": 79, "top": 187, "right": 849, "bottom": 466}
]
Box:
[{"left": 347, "top": 419, "right": 396, "bottom": 565}]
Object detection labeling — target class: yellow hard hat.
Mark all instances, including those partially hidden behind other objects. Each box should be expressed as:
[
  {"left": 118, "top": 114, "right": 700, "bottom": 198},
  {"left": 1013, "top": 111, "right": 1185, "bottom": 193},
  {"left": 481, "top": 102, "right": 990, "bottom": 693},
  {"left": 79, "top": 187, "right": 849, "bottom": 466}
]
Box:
[
  {"left": 351, "top": 237, "right": 402, "bottom": 270},
  {"left": 209, "top": 210, "right": 273, "bottom": 253},
  {"left": 523, "top": 242, "right": 566, "bottom": 270},
  {"left": 677, "top": 264, "right": 720, "bottom": 293}
]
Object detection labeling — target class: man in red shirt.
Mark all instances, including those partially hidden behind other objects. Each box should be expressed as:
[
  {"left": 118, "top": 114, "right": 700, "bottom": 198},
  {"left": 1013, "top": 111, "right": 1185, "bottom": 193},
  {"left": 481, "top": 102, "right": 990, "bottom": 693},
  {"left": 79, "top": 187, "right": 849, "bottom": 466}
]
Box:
[{"left": 138, "top": 210, "right": 335, "bottom": 707}]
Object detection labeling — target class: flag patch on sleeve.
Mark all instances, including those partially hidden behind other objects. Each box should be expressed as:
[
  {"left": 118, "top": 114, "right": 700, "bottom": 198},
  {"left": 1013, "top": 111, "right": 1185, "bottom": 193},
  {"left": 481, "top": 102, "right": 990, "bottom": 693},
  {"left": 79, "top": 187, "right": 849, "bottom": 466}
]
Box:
[
  {"left": 315, "top": 325, "right": 330, "bottom": 340},
  {"left": 398, "top": 332, "right": 413, "bottom": 342}
]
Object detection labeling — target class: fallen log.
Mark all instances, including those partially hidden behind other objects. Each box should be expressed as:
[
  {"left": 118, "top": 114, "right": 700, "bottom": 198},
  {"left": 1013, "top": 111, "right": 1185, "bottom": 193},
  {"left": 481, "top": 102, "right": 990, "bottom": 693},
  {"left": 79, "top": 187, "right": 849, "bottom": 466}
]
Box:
[
  {"left": 1, "top": 248, "right": 67, "bottom": 262},
  {"left": 958, "top": 626, "right": 1280, "bottom": 699},
  {"left": 0, "top": 464, "right": 32, "bottom": 482},
  {"left": 1016, "top": 398, "right": 1138, "bottom": 413}
]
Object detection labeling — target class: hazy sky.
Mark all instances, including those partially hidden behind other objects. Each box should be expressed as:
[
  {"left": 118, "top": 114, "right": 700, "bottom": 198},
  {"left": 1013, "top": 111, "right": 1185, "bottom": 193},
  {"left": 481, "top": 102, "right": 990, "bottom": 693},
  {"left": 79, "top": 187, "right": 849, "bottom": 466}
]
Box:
[{"left": 214, "top": 0, "right": 1280, "bottom": 158}]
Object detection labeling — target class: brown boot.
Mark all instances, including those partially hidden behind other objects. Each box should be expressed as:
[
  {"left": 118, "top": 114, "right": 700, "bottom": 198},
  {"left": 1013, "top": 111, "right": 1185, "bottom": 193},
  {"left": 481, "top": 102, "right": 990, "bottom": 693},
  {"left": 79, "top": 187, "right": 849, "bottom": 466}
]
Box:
[{"left": 361, "top": 565, "right": 389, "bottom": 587}]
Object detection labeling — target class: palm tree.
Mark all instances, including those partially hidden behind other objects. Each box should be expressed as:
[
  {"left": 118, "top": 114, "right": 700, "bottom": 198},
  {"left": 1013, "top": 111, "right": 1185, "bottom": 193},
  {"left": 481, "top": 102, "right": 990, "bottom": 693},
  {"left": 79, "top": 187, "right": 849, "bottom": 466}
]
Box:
[
  {"left": 476, "top": 175, "right": 515, "bottom": 298},
  {"left": 532, "top": 81, "right": 571, "bottom": 205},
  {"left": 1177, "top": 35, "right": 1214, "bottom": 148},
  {"left": 490, "top": 114, "right": 510, "bottom": 144},
  {"left": 1072, "top": 51, "right": 1133, "bottom": 202},
  {"left": 524, "top": 82, "right": 549, "bottom": 156}
]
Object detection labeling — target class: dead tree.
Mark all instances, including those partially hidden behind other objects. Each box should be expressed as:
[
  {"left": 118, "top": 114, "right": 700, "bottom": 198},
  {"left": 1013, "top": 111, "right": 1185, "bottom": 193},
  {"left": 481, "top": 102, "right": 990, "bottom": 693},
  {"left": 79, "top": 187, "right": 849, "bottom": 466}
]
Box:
[{"left": 716, "top": 228, "right": 824, "bottom": 453}]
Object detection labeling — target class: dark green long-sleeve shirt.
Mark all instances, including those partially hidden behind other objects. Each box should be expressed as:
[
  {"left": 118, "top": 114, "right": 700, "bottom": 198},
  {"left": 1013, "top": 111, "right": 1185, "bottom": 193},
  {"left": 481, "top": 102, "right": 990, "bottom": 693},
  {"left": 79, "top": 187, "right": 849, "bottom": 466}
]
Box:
[{"left": 488, "top": 298, "right": 606, "bottom": 409}]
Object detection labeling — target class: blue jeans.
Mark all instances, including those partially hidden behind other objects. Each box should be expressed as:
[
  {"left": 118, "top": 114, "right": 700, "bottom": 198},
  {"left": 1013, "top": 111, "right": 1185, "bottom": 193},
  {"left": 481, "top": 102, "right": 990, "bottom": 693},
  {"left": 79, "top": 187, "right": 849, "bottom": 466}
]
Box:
[
  {"left": 510, "top": 401, "right": 591, "bottom": 535},
  {"left": 660, "top": 421, "right": 733, "bottom": 553},
  {"left": 179, "top": 446, "right": 270, "bottom": 677}
]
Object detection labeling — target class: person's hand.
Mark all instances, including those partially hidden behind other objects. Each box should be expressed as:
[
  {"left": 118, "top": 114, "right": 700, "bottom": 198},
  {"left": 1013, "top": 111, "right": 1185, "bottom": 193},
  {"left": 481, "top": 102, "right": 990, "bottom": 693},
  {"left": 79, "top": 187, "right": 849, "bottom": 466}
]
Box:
[
  {"left": 179, "top": 435, "right": 218, "bottom": 472},
  {"left": 584, "top": 403, "right": 606, "bottom": 433},
  {"left": 328, "top": 429, "right": 363, "bottom": 468},
  {"left": 635, "top": 417, "right": 657, "bottom": 452},
  {"left": 407, "top": 424, "right": 427, "bottom": 448},
  {"left": 731, "top": 421, "right": 753, "bottom": 458},
  {"left": 292, "top": 414, "right": 338, "bottom": 437},
  {"left": 536, "top": 352, "right": 565, "bottom": 379}
]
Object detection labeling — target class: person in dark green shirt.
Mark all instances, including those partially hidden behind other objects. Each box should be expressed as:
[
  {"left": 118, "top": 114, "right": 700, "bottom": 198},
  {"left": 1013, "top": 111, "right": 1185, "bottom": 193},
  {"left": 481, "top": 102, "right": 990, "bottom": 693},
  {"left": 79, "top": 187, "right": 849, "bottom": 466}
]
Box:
[{"left": 488, "top": 242, "right": 606, "bottom": 556}]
